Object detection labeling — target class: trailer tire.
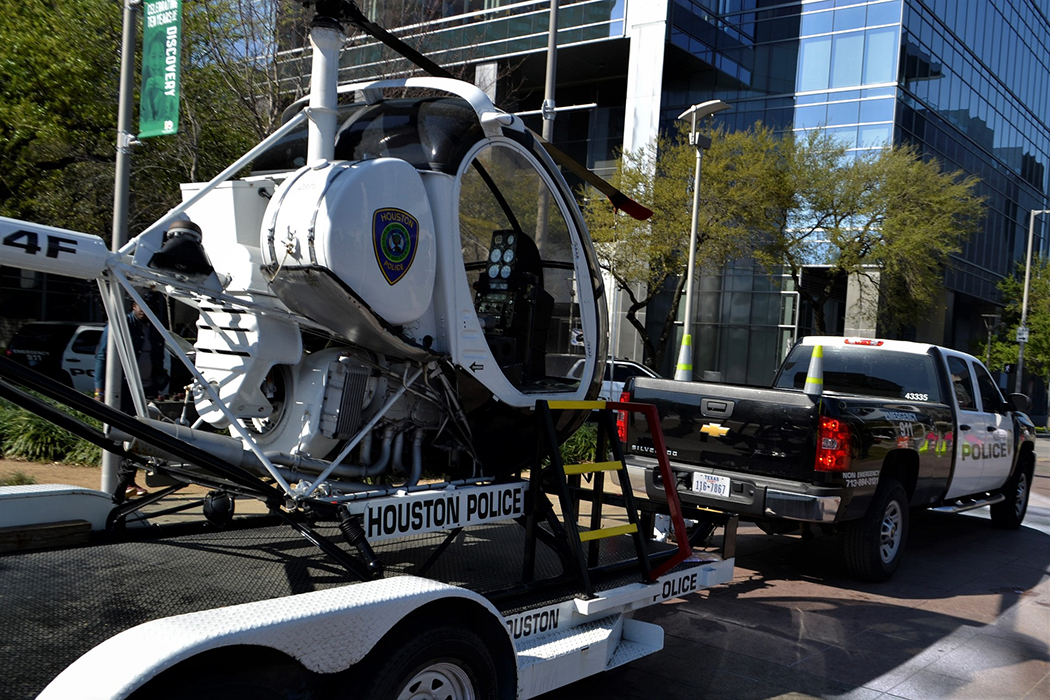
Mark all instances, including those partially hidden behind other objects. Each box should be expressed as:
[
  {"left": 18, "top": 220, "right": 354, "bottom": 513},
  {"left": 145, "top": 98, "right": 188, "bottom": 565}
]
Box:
[
  {"left": 127, "top": 646, "right": 316, "bottom": 699},
  {"left": 991, "top": 461, "right": 1031, "bottom": 529},
  {"left": 358, "top": 624, "right": 499, "bottom": 700},
  {"left": 843, "top": 478, "right": 908, "bottom": 582}
]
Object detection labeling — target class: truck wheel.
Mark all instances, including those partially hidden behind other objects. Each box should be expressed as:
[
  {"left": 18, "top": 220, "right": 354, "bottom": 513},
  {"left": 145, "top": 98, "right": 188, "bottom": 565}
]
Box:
[
  {"left": 359, "top": 624, "right": 499, "bottom": 700},
  {"left": 843, "top": 479, "right": 908, "bottom": 582},
  {"left": 990, "top": 464, "right": 1031, "bottom": 529}
]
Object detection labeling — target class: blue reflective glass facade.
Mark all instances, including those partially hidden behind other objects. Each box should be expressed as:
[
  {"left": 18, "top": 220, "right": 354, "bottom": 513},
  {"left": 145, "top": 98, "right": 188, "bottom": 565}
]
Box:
[
  {"left": 897, "top": 0, "right": 1050, "bottom": 307},
  {"left": 664, "top": 0, "right": 803, "bottom": 131},
  {"left": 660, "top": 0, "right": 1050, "bottom": 379},
  {"left": 284, "top": 0, "right": 1050, "bottom": 385},
  {"left": 793, "top": 1, "right": 899, "bottom": 153}
]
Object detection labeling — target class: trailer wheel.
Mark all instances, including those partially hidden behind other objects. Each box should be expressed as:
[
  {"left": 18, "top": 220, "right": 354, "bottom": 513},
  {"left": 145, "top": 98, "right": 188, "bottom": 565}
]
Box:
[
  {"left": 359, "top": 624, "right": 499, "bottom": 700},
  {"left": 990, "top": 462, "right": 1031, "bottom": 529},
  {"left": 843, "top": 478, "right": 908, "bottom": 582},
  {"left": 127, "top": 647, "right": 315, "bottom": 699}
]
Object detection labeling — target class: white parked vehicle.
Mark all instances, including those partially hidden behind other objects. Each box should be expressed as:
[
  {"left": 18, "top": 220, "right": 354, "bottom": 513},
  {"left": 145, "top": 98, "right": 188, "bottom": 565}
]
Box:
[
  {"left": 6, "top": 320, "right": 186, "bottom": 396},
  {"left": 570, "top": 358, "right": 660, "bottom": 400},
  {"left": 6, "top": 322, "right": 103, "bottom": 394}
]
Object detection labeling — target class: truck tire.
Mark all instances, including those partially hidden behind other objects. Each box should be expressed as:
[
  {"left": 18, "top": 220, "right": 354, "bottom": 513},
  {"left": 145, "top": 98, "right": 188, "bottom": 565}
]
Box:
[
  {"left": 990, "top": 462, "right": 1031, "bottom": 529},
  {"left": 843, "top": 479, "right": 908, "bottom": 582},
  {"left": 359, "top": 624, "right": 499, "bottom": 700}
]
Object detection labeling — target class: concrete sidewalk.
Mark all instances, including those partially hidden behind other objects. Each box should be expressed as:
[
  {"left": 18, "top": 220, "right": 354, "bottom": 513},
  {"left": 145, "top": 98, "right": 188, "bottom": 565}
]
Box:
[{"left": 540, "top": 439, "right": 1050, "bottom": 699}]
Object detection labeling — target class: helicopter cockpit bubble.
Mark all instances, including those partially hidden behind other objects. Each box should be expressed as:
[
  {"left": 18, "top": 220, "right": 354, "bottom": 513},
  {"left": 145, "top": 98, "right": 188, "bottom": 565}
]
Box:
[
  {"left": 257, "top": 87, "right": 604, "bottom": 396},
  {"left": 249, "top": 81, "right": 605, "bottom": 470}
]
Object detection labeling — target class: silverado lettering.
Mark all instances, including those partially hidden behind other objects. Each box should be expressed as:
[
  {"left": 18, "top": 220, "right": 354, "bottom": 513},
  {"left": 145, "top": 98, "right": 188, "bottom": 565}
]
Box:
[{"left": 633, "top": 444, "right": 678, "bottom": 457}]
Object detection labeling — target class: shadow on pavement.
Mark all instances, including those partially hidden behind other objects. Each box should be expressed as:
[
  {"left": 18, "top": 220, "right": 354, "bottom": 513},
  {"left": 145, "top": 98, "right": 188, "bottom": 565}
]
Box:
[{"left": 539, "top": 507, "right": 1050, "bottom": 699}]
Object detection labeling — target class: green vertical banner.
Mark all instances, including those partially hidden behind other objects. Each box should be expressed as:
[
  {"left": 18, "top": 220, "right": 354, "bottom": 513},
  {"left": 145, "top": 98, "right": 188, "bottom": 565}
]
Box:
[{"left": 139, "top": 0, "right": 181, "bottom": 139}]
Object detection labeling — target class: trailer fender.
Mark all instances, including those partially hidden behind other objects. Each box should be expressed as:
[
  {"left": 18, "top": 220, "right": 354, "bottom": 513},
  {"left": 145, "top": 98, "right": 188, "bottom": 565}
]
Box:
[{"left": 39, "top": 575, "right": 512, "bottom": 700}]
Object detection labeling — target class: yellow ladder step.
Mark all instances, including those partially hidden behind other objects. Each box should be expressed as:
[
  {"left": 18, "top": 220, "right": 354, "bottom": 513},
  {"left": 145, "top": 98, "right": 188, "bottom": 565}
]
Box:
[
  {"left": 563, "top": 460, "right": 623, "bottom": 476},
  {"left": 547, "top": 400, "right": 607, "bottom": 410},
  {"left": 578, "top": 523, "right": 638, "bottom": 542}
]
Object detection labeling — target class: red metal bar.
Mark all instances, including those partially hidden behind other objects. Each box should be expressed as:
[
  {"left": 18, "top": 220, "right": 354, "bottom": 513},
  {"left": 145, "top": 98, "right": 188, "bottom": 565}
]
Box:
[{"left": 607, "top": 400, "right": 691, "bottom": 579}]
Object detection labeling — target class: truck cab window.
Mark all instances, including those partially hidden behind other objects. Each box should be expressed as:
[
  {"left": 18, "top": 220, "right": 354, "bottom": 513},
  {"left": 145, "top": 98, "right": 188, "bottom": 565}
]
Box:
[
  {"left": 973, "top": 362, "right": 1005, "bottom": 414},
  {"left": 71, "top": 329, "right": 103, "bottom": 355},
  {"left": 775, "top": 345, "right": 941, "bottom": 402},
  {"left": 947, "top": 356, "right": 976, "bottom": 410},
  {"left": 459, "top": 142, "right": 579, "bottom": 392}
]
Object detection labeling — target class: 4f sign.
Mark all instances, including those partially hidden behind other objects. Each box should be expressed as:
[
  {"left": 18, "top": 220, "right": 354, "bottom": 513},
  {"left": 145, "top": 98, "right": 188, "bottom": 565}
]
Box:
[
  {"left": 1017, "top": 326, "right": 1030, "bottom": 343},
  {"left": 139, "top": 0, "right": 181, "bottom": 139}
]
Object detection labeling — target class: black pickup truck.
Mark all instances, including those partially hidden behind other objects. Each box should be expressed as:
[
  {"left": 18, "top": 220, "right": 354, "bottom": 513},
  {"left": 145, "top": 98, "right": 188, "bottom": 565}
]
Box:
[{"left": 623, "top": 336, "right": 1036, "bottom": 581}]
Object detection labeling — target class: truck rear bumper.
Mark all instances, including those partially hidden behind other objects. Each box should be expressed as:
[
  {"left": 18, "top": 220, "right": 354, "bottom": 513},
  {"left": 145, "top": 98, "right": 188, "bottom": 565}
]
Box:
[
  {"left": 764, "top": 489, "right": 841, "bottom": 522},
  {"left": 635, "top": 457, "right": 845, "bottom": 523}
]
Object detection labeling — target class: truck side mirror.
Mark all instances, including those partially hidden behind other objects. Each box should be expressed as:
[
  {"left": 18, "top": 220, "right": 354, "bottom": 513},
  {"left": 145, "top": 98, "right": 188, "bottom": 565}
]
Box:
[{"left": 1006, "top": 393, "right": 1031, "bottom": 413}]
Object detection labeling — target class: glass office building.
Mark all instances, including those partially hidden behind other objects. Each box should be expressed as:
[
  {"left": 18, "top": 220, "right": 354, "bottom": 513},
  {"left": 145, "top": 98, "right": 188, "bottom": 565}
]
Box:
[
  {"left": 663, "top": 0, "right": 1050, "bottom": 392},
  {"left": 282, "top": 0, "right": 1050, "bottom": 393}
]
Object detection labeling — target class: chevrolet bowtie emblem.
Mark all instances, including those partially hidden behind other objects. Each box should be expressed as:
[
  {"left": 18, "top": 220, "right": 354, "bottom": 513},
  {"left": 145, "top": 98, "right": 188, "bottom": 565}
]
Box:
[{"left": 701, "top": 423, "right": 729, "bottom": 437}]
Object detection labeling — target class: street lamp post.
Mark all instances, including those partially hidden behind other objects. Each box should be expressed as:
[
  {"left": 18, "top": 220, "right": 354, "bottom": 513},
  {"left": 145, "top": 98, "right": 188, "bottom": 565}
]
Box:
[
  {"left": 1016, "top": 208, "right": 1050, "bottom": 394},
  {"left": 674, "top": 100, "right": 731, "bottom": 381},
  {"left": 102, "top": 0, "right": 141, "bottom": 493},
  {"left": 982, "top": 313, "right": 1000, "bottom": 367}
]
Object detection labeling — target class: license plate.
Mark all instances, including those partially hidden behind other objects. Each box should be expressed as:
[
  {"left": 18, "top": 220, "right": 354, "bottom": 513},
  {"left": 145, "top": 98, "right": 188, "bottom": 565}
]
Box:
[{"left": 691, "top": 473, "right": 731, "bottom": 498}]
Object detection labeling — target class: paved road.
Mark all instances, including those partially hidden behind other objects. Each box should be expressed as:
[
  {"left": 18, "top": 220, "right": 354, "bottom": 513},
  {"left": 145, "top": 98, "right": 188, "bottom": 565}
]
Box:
[{"left": 540, "top": 438, "right": 1050, "bottom": 700}]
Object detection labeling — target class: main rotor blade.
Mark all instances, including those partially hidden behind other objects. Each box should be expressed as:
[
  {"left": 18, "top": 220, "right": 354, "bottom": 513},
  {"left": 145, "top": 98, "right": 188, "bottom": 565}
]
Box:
[
  {"left": 329, "top": 0, "right": 653, "bottom": 221},
  {"left": 538, "top": 138, "right": 652, "bottom": 220}
]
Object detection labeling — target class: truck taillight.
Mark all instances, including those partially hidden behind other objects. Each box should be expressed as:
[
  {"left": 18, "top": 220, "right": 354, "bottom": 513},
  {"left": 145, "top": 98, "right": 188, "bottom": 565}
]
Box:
[
  {"left": 815, "top": 416, "right": 851, "bottom": 471},
  {"left": 617, "top": 391, "right": 630, "bottom": 442}
]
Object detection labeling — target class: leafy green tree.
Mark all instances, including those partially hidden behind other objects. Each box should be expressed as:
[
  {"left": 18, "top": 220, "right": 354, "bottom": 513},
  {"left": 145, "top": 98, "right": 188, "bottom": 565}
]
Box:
[
  {"left": 987, "top": 257, "right": 1050, "bottom": 380},
  {"left": 755, "top": 134, "right": 985, "bottom": 334},
  {"left": 582, "top": 124, "right": 791, "bottom": 369},
  {"left": 582, "top": 125, "right": 983, "bottom": 368},
  {"left": 0, "top": 0, "right": 307, "bottom": 238},
  {"left": 0, "top": 0, "right": 123, "bottom": 233}
]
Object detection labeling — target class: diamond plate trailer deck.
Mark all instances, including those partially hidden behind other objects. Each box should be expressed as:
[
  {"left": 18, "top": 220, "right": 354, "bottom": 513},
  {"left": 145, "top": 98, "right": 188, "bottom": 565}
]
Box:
[{"left": 0, "top": 498, "right": 734, "bottom": 700}]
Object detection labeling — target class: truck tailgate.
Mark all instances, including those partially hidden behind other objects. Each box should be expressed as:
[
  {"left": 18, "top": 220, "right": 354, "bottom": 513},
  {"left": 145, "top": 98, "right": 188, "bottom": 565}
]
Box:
[{"left": 628, "top": 378, "right": 819, "bottom": 479}]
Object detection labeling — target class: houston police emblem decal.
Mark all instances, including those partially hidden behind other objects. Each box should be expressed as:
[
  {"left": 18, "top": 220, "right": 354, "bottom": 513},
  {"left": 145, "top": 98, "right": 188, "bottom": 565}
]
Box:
[{"left": 373, "top": 208, "right": 418, "bottom": 285}]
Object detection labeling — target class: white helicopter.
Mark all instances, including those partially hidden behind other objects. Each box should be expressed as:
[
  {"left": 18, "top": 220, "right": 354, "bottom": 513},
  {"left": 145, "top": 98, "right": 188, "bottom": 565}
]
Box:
[{"left": 0, "top": 0, "right": 652, "bottom": 556}]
